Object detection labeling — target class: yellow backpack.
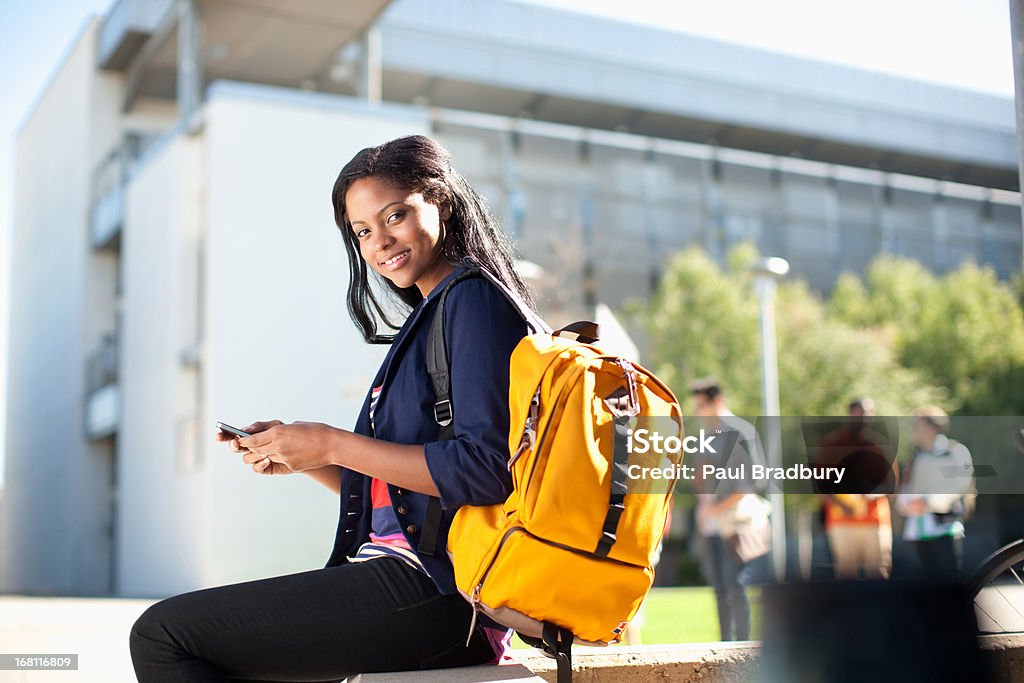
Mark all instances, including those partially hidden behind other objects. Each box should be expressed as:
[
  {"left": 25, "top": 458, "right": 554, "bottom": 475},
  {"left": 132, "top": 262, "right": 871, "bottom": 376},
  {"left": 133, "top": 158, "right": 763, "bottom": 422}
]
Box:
[{"left": 426, "top": 268, "right": 683, "bottom": 681}]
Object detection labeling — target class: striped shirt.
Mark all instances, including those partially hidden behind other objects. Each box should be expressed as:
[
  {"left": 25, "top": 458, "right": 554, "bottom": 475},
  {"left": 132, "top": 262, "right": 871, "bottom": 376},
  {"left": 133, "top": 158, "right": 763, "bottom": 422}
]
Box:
[
  {"left": 346, "top": 383, "right": 513, "bottom": 663},
  {"left": 348, "top": 385, "right": 427, "bottom": 571},
  {"left": 348, "top": 477, "right": 427, "bottom": 571}
]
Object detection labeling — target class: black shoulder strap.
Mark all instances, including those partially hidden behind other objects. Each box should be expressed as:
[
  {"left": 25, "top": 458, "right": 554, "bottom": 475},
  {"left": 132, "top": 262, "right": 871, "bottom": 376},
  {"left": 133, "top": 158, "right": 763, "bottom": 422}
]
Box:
[
  {"left": 418, "top": 269, "right": 480, "bottom": 556},
  {"left": 418, "top": 266, "right": 547, "bottom": 556},
  {"left": 426, "top": 269, "right": 482, "bottom": 442}
]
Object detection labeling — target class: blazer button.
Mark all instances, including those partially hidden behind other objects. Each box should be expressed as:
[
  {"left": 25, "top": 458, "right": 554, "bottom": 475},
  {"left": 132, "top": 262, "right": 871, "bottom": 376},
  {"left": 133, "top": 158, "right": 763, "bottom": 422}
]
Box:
[
  {"left": 396, "top": 505, "right": 409, "bottom": 515},
  {"left": 406, "top": 524, "right": 418, "bottom": 534},
  {"left": 395, "top": 488, "right": 405, "bottom": 496}
]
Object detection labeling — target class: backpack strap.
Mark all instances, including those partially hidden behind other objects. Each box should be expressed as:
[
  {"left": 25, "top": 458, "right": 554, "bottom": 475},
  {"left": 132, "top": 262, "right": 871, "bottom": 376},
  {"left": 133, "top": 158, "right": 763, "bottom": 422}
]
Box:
[
  {"left": 519, "top": 623, "right": 574, "bottom": 683},
  {"left": 543, "top": 622, "right": 574, "bottom": 683},
  {"left": 426, "top": 269, "right": 482, "bottom": 441},
  {"left": 417, "top": 268, "right": 481, "bottom": 556},
  {"left": 595, "top": 383, "right": 638, "bottom": 557},
  {"left": 418, "top": 265, "right": 547, "bottom": 556}
]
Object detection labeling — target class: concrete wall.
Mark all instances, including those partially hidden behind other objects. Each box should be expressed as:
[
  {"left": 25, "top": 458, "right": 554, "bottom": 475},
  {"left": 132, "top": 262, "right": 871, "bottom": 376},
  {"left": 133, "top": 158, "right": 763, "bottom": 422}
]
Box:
[
  {"left": 117, "top": 131, "right": 208, "bottom": 597},
  {"left": 433, "top": 120, "right": 1022, "bottom": 313},
  {"left": 2, "top": 19, "right": 181, "bottom": 597},
  {"left": 116, "top": 82, "right": 428, "bottom": 596},
  {"left": 380, "top": 0, "right": 1017, "bottom": 174},
  {"left": 2, "top": 20, "right": 112, "bottom": 595}
]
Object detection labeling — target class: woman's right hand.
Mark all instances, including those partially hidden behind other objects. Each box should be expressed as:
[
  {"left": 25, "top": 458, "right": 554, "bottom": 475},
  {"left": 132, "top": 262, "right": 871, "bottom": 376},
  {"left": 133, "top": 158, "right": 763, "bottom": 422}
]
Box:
[{"left": 215, "top": 420, "right": 291, "bottom": 475}]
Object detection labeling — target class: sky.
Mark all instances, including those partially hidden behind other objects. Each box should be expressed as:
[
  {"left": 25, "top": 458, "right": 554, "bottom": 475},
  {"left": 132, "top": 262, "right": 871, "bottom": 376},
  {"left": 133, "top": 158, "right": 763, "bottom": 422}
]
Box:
[{"left": 0, "top": 0, "right": 1017, "bottom": 490}]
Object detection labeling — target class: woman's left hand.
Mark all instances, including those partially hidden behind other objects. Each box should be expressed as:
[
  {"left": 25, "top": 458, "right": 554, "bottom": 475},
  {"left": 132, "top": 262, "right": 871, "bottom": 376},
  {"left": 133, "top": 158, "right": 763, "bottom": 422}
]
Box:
[{"left": 237, "top": 422, "right": 342, "bottom": 473}]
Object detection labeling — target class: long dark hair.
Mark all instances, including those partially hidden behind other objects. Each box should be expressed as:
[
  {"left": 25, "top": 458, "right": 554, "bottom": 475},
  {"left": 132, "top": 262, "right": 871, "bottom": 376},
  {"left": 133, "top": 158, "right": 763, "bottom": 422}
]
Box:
[{"left": 332, "top": 134, "right": 536, "bottom": 343}]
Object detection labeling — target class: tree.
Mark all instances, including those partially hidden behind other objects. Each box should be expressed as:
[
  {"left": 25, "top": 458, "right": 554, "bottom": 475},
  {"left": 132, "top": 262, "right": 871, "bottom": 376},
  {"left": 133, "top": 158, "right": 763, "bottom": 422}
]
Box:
[
  {"left": 776, "top": 280, "right": 945, "bottom": 416},
  {"left": 829, "top": 257, "right": 1024, "bottom": 415},
  {"left": 630, "top": 244, "right": 945, "bottom": 418},
  {"left": 630, "top": 244, "right": 763, "bottom": 415}
]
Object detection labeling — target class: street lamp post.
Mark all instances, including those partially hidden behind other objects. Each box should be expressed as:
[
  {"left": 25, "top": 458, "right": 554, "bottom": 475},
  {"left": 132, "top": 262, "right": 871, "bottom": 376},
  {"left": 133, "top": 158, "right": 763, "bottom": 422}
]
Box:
[{"left": 749, "top": 256, "right": 789, "bottom": 582}]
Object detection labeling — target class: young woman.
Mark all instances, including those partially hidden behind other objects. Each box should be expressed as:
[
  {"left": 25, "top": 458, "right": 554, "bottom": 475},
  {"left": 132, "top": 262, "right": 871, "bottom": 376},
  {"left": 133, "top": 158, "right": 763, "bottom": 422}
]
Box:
[{"left": 129, "top": 135, "right": 535, "bottom": 681}]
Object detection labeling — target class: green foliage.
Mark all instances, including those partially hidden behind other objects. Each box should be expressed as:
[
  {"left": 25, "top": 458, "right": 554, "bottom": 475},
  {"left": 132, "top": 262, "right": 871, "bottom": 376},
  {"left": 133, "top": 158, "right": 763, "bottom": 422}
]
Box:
[
  {"left": 829, "top": 257, "right": 1024, "bottom": 415},
  {"left": 775, "top": 280, "right": 945, "bottom": 415},
  {"left": 860, "top": 256, "right": 937, "bottom": 330},
  {"left": 827, "top": 273, "right": 871, "bottom": 328},
  {"left": 630, "top": 245, "right": 763, "bottom": 415},
  {"left": 631, "top": 243, "right": 946, "bottom": 417}
]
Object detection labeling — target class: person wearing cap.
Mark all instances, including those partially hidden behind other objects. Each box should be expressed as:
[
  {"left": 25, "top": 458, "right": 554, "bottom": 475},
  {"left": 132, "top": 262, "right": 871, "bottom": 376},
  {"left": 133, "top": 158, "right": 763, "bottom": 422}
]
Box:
[{"left": 689, "top": 378, "right": 767, "bottom": 641}]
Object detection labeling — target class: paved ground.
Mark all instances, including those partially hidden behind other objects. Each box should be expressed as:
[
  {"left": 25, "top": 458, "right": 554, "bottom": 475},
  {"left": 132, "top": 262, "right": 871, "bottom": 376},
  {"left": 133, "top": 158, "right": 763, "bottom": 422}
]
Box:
[{"left": 0, "top": 595, "right": 155, "bottom": 682}]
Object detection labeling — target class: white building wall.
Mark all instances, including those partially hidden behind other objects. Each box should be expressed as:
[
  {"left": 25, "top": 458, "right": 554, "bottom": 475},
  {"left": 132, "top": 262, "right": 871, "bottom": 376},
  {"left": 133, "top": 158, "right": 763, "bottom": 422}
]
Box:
[
  {"left": 2, "top": 20, "right": 114, "bottom": 595},
  {"left": 117, "top": 82, "right": 428, "bottom": 596},
  {"left": 117, "top": 132, "right": 209, "bottom": 597}
]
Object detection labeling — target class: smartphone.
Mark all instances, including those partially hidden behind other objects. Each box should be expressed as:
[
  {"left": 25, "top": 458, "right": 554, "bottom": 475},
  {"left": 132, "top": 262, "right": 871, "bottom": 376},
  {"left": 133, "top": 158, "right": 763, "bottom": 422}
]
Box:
[{"left": 217, "top": 421, "right": 252, "bottom": 439}]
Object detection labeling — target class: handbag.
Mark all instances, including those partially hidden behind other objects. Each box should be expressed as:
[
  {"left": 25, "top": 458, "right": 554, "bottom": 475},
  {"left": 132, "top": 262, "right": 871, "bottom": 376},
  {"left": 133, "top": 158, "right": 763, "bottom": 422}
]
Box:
[{"left": 721, "top": 494, "right": 772, "bottom": 563}]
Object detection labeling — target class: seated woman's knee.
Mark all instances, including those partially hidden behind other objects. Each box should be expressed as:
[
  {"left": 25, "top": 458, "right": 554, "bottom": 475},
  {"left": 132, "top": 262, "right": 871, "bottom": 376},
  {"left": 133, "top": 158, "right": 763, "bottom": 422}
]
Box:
[{"left": 130, "top": 596, "right": 186, "bottom": 647}]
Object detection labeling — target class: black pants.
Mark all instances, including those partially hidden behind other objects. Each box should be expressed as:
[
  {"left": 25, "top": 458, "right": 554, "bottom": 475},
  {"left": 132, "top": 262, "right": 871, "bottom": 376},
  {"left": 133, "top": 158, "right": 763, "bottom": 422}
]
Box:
[{"left": 129, "top": 558, "right": 496, "bottom": 682}]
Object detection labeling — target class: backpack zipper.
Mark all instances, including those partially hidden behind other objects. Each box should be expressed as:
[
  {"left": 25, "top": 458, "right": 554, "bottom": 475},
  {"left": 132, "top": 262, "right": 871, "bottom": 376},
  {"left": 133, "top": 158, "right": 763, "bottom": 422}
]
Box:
[
  {"left": 464, "top": 524, "right": 646, "bottom": 645},
  {"left": 467, "top": 525, "right": 523, "bottom": 645},
  {"left": 614, "top": 358, "right": 641, "bottom": 414},
  {"left": 521, "top": 358, "right": 639, "bottom": 496},
  {"left": 521, "top": 366, "right": 586, "bottom": 491},
  {"left": 508, "top": 387, "right": 542, "bottom": 470}
]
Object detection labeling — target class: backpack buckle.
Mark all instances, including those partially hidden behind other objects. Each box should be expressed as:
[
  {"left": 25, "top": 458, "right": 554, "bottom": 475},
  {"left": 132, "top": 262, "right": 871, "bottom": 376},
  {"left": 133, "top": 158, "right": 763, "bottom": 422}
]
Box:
[{"left": 434, "top": 400, "right": 453, "bottom": 426}]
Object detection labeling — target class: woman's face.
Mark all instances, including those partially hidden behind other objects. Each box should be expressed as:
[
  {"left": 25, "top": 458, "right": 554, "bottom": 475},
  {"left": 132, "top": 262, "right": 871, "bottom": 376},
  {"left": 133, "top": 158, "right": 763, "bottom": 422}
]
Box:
[{"left": 346, "top": 176, "right": 453, "bottom": 296}]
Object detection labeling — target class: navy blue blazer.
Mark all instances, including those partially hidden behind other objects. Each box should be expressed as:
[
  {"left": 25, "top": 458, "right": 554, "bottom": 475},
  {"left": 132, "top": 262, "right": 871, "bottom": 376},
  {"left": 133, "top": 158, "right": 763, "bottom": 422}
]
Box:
[{"left": 324, "top": 265, "right": 528, "bottom": 595}]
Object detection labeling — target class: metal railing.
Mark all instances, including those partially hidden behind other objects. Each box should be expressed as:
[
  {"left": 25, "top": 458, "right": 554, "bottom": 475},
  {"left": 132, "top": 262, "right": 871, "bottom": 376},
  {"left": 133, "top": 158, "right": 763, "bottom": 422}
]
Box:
[
  {"left": 89, "top": 131, "right": 158, "bottom": 249},
  {"left": 86, "top": 333, "right": 119, "bottom": 395}
]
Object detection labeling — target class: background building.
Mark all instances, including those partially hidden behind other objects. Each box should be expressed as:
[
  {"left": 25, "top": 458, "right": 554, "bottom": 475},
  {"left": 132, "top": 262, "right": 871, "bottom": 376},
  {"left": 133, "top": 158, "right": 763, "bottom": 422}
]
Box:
[{"left": 2, "top": 0, "right": 1020, "bottom": 596}]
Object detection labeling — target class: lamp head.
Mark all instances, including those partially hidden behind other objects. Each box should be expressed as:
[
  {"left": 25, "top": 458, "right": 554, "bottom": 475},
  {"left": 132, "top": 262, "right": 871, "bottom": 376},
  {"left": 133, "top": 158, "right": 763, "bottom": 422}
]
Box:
[{"left": 749, "top": 256, "right": 790, "bottom": 279}]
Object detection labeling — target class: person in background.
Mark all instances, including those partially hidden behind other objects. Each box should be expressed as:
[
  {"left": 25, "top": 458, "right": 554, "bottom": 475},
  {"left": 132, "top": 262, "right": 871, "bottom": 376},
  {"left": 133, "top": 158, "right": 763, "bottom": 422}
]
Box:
[
  {"left": 819, "top": 398, "right": 898, "bottom": 579},
  {"left": 690, "top": 378, "right": 766, "bottom": 641},
  {"left": 896, "top": 406, "right": 974, "bottom": 579}
]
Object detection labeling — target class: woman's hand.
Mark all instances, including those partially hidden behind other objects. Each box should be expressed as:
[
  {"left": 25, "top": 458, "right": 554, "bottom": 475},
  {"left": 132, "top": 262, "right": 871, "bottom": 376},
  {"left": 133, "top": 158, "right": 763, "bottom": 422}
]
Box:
[
  {"left": 215, "top": 420, "right": 293, "bottom": 475},
  {"left": 237, "top": 421, "right": 342, "bottom": 474}
]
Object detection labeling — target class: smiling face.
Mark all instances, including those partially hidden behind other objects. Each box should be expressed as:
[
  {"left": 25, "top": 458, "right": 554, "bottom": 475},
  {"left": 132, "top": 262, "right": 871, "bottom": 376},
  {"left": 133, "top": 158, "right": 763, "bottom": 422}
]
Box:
[{"left": 345, "top": 176, "right": 454, "bottom": 297}]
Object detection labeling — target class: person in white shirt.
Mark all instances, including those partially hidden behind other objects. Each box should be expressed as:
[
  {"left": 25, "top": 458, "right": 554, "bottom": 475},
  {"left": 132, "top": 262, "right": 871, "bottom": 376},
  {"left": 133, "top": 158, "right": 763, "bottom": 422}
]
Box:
[{"left": 895, "top": 406, "right": 974, "bottom": 578}]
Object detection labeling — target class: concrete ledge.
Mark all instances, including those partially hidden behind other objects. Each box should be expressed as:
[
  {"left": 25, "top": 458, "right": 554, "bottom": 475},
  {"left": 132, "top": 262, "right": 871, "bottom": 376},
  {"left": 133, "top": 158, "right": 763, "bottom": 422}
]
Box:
[
  {"left": 511, "top": 642, "right": 761, "bottom": 683},
  {"left": 349, "top": 663, "right": 544, "bottom": 682},
  {"left": 507, "top": 636, "right": 1024, "bottom": 683},
  {"left": 356, "top": 634, "right": 1024, "bottom": 683},
  {"left": 980, "top": 634, "right": 1024, "bottom": 682},
  {"left": 347, "top": 644, "right": 760, "bottom": 683},
  {"left": 360, "top": 635, "right": 1024, "bottom": 683}
]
